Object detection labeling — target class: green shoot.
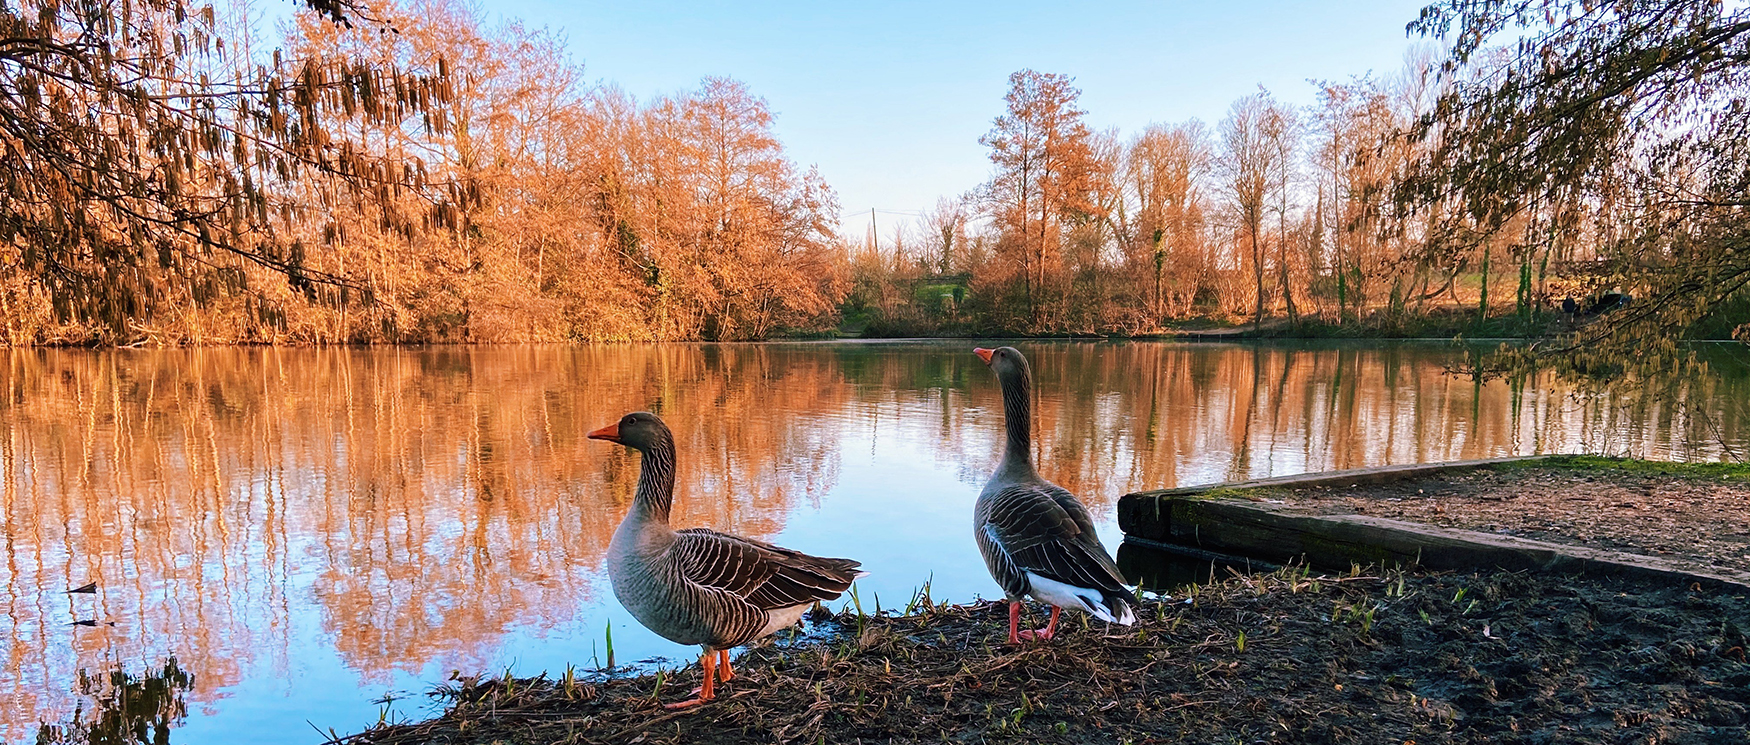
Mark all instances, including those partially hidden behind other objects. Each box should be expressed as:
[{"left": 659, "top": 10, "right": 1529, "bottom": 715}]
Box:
[{"left": 605, "top": 623, "right": 616, "bottom": 670}]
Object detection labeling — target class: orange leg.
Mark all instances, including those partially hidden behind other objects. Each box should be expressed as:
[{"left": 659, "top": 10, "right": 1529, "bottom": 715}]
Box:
[
  {"left": 664, "top": 651, "right": 716, "bottom": 709},
  {"left": 716, "top": 649, "right": 735, "bottom": 682},
  {"left": 1007, "top": 601, "right": 1023, "bottom": 645},
  {"left": 1017, "top": 606, "right": 1061, "bottom": 642}
]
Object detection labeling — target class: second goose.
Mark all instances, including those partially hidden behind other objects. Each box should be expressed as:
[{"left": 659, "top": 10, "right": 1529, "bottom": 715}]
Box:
[{"left": 972, "top": 346, "right": 1136, "bottom": 644}]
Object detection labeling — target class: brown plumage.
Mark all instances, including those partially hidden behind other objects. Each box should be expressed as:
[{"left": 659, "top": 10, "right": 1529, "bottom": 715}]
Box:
[{"left": 590, "top": 412, "right": 864, "bottom": 708}]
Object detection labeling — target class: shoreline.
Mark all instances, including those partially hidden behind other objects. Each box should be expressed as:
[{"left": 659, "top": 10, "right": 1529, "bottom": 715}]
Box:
[
  {"left": 333, "top": 457, "right": 1750, "bottom": 744},
  {"left": 333, "top": 564, "right": 1750, "bottom": 745},
  {"left": 10, "top": 335, "right": 1747, "bottom": 349},
  {"left": 8, "top": 304, "right": 1705, "bottom": 348}
]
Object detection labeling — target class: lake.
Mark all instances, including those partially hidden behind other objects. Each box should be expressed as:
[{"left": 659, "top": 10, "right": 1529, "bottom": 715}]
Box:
[{"left": 4, "top": 341, "right": 1747, "bottom": 743}]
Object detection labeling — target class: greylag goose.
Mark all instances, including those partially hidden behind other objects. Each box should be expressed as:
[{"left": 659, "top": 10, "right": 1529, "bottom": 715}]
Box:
[
  {"left": 588, "top": 412, "right": 865, "bottom": 709},
  {"left": 972, "top": 346, "right": 1136, "bottom": 644}
]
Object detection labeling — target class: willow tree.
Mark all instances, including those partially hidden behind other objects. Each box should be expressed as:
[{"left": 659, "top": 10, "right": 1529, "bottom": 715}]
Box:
[
  {"left": 0, "top": 0, "right": 450, "bottom": 343},
  {"left": 1404, "top": 0, "right": 1750, "bottom": 375}
]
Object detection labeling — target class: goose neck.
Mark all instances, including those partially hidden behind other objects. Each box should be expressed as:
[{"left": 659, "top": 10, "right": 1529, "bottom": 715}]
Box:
[
  {"left": 997, "top": 366, "right": 1035, "bottom": 476},
  {"left": 630, "top": 437, "right": 677, "bottom": 525}
]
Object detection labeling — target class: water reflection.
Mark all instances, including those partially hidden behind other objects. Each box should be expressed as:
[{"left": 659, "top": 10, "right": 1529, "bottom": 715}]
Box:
[
  {"left": 1116, "top": 540, "right": 1266, "bottom": 592},
  {"left": 1, "top": 341, "right": 1745, "bottom": 742},
  {"left": 35, "top": 658, "right": 191, "bottom": 745}
]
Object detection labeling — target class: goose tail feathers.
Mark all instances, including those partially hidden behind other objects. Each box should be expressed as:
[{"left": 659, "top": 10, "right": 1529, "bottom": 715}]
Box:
[
  {"left": 1078, "top": 589, "right": 1137, "bottom": 626},
  {"left": 1025, "top": 571, "right": 1138, "bottom": 626},
  {"left": 1100, "top": 590, "right": 1138, "bottom": 626}
]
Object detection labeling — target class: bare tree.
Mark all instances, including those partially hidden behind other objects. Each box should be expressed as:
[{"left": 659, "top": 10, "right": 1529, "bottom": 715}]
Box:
[
  {"left": 1220, "top": 92, "right": 1278, "bottom": 327},
  {"left": 921, "top": 196, "right": 970, "bottom": 275},
  {"left": 1262, "top": 99, "right": 1302, "bottom": 323}
]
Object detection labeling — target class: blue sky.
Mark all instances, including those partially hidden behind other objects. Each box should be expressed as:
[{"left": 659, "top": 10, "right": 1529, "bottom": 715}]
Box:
[{"left": 484, "top": 1, "right": 1437, "bottom": 234}]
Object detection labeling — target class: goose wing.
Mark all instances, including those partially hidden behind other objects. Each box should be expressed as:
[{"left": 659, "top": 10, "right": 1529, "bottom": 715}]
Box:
[
  {"left": 671, "top": 528, "right": 863, "bottom": 611},
  {"left": 1043, "top": 484, "right": 1127, "bottom": 577},
  {"left": 981, "top": 484, "right": 1127, "bottom": 595}
]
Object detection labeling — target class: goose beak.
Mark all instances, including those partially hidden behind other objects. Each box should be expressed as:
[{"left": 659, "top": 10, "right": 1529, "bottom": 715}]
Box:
[
  {"left": 973, "top": 348, "right": 995, "bottom": 365},
  {"left": 587, "top": 423, "right": 621, "bottom": 442}
]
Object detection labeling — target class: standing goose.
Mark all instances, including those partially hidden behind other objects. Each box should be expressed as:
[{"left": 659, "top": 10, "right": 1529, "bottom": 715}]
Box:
[
  {"left": 589, "top": 412, "right": 865, "bottom": 709},
  {"left": 972, "top": 346, "right": 1137, "bottom": 644}
]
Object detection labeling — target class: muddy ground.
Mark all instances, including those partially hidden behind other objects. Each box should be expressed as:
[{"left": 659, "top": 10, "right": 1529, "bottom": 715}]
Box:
[
  {"left": 1274, "top": 457, "right": 1750, "bottom": 578},
  {"left": 338, "top": 564, "right": 1750, "bottom": 744}
]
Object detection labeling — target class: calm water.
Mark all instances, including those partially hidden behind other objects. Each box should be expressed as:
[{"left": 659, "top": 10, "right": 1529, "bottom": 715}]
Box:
[{"left": 4, "top": 341, "right": 1748, "bottom": 742}]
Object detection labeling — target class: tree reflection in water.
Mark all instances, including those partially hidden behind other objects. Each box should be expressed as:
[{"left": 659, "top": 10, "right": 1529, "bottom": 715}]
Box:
[
  {"left": 35, "top": 659, "right": 191, "bottom": 745},
  {"left": 0, "top": 343, "right": 1744, "bottom": 742}
]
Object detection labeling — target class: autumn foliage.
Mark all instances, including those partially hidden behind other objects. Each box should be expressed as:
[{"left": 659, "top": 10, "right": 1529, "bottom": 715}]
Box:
[
  {"left": 0, "top": 0, "right": 843, "bottom": 345},
  {"left": 3, "top": 0, "right": 1747, "bottom": 347},
  {"left": 856, "top": 2, "right": 1750, "bottom": 351}
]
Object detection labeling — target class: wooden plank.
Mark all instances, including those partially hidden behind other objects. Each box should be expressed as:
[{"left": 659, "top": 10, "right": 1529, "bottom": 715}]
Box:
[
  {"left": 1117, "top": 535, "right": 1284, "bottom": 574},
  {"left": 1125, "top": 455, "right": 1552, "bottom": 501},
  {"left": 1117, "top": 456, "right": 1750, "bottom": 590},
  {"left": 1129, "top": 494, "right": 1750, "bottom": 591},
  {"left": 1118, "top": 455, "right": 1552, "bottom": 542}
]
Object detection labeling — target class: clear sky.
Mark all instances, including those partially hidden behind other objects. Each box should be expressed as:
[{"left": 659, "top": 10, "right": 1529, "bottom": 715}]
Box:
[{"left": 483, "top": 0, "right": 1438, "bottom": 235}]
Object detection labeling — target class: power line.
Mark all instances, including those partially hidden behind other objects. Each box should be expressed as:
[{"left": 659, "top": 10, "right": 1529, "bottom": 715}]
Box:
[{"left": 843, "top": 207, "right": 927, "bottom": 218}]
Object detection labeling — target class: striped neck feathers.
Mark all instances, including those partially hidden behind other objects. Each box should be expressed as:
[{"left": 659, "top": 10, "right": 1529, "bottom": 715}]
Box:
[
  {"left": 630, "top": 432, "right": 677, "bottom": 524},
  {"left": 997, "top": 360, "right": 1035, "bottom": 476}
]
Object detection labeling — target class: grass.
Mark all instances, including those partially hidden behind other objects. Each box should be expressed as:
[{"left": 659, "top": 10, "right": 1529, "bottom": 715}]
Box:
[
  {"left": 1189, "top": 485, "right": 1288, "bottom": 501},
  {"left": 1496, "top": 454, "right": 1750, "bottom": 479}
]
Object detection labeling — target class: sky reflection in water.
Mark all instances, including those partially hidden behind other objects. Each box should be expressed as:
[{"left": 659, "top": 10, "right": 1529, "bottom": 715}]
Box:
[{"left": 3, "top": 341, "right": 1746, "bottom": 742}]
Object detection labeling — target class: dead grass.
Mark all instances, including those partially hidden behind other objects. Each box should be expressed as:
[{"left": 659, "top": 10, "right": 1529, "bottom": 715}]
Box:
[{"left": 334, "top": 564, "right": 1750, "bottom": 744}]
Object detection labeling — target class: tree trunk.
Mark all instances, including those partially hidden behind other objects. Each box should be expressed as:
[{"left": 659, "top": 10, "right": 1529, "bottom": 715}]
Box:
[
  {"left": 1278, "top": 212, "right": 1297, "bottom": 325},
  {"left": 1476, "top": 247, "right": 1491, "bottom": 328},
  {"left": 1251, "top": 216, "right": 1265, "bottom": 328},
  {"left": 1151, "top": 228, "right": 1165, "bottom": 321}
]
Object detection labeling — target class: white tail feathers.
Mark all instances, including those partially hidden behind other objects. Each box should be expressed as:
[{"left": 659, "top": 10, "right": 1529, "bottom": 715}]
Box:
[
  {"left": 1103, "top": 591, "right": 1138, "bottom": 626},
  {"left": 1024, "top": 572, "right": 1136, "bottom": 626}
]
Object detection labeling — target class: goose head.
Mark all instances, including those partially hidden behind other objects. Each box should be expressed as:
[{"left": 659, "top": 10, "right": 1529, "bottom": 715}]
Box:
[
  {"left": 588, "top": 411, "right": 671, "bottom": 452},
  {"left": 973, "top": 346, "right": 1030, "bottom": 380}
]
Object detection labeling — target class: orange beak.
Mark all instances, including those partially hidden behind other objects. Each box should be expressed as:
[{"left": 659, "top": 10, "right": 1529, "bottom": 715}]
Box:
[
  {"left": 587, "top": 423, "right": 621, "bottom": 442},
  {"left": 973, "top": 348, "right": 995, "bottom": 365}
]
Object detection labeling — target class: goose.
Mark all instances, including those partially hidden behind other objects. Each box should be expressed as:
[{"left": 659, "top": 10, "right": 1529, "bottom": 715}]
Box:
[
  {"left": 972, "top": 346, "right": 1137, "bottom": 644},
  {"left": 588, "top": 412, "right": 865, "bottom": 709}
]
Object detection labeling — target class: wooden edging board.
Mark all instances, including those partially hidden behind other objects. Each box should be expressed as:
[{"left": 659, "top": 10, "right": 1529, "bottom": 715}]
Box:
[
  {"left": 1123, "top": 455, "right": 1552, "bottom": 504},
  {"left": 1117, "top": 455, "right": 1750, "bottom": 592}
]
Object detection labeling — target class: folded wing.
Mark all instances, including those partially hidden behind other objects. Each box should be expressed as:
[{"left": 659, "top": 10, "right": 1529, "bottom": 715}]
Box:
[
  {"left": 672, "top": 528, "right": 864, "bottom": 611},
  {"left": 981, "top": 484, "right": 1129, "bottom": 599}
]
